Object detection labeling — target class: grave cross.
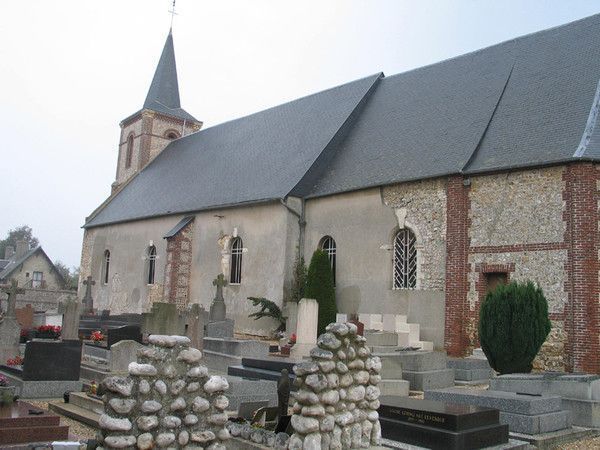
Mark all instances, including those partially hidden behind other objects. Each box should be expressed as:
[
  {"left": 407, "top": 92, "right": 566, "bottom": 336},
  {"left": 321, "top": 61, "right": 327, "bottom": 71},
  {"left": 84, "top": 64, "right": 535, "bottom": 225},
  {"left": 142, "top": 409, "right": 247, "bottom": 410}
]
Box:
[
  {"left": 1, "top": 279, "right": 25, "bottom": 318},
  {"left": 209, "top": 274, "right": 227, "bottom": 322},
  {"left": 82, "top": 275, "right": 95, "bottom": 314}
]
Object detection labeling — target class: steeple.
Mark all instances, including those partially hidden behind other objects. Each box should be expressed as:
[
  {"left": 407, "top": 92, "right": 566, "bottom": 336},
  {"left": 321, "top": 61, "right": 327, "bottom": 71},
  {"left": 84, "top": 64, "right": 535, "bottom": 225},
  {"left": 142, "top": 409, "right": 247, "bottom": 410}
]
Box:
[
  {"left": 112, "top": 29, "right": 202, "bottom": 193},
  {"left": 142, "top": 30, "right": 197, "bottom": 122}
]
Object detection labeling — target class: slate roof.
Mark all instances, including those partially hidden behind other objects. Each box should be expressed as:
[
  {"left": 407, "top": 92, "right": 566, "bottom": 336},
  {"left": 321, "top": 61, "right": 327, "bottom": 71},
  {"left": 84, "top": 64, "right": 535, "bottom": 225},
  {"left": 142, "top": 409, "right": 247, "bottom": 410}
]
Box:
[{"left": 86, "top": 14, "right": 600, "bottom": 228}]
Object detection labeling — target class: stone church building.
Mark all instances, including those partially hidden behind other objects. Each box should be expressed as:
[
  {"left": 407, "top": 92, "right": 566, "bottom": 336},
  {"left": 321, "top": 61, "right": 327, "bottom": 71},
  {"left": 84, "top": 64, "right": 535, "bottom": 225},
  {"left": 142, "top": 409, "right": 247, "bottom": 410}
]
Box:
[{"left": 81, "top": 15, "right": 600, "bottom": 374}]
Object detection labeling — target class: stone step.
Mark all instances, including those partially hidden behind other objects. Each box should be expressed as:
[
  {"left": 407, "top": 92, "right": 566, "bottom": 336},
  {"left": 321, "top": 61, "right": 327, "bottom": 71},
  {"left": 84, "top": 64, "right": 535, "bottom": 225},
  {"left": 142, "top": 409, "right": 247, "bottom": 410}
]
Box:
[
  {"left": 48, "top": 400, "right": 100, "bottom": 428},
  {"left": 372, "top": 351, "right": 448, "bottom": 372},
  {"left": 414, "top": 341, "right": 434, "bottom": 351},
  {"left": 382, "top": 314, "right": 408, "bottom": 332},
  {"left": 454, "top": 368, "right": 495, "bottom": 382},
  {"left": 365, "top": 331, "right": 399, "bottom": 347},
  {"left": 403, "top": 368, "right": 455, "bottom": 391},
  {"left": 69, "top": 391, "right": 104, "bottom": 414},
  {"left": 447, "top": 357, "right": 493, "bottom": 371},
  {"left": 380, "top": 356, "right": 403, "bottom": 379},
  {"left": 202, "top": 337, "right": 269, "bottom": 358},
  {"left": 397, "top": 322, "right": 420, "bottom": 342},
  {"left": 500, "top": 410, "right": 571, "bottom": 435},
  {"left": 562, "top": 398, "right": 600, "bottom": 428},
  {"left": 202, "top": 350, "right": 242, "bottom": 373},
  {"left": 424, "top": 388, "right": 564, "bottom": 416},
  {"left": 379, "top": 379, "right": 410, "bottom": 397},
  {"left": 489, "top": 373, "right": 600, "bottom": 401},
  {"left": 79, "top": 363, "right": 112, "bottom": 384}
]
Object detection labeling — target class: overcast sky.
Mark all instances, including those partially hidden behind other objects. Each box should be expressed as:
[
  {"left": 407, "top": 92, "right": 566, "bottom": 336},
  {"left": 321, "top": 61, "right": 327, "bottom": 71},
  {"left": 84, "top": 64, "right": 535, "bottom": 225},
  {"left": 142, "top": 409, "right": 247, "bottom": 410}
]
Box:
[{"left": 1, "top": 1, "right": 599, "bottom": 268}]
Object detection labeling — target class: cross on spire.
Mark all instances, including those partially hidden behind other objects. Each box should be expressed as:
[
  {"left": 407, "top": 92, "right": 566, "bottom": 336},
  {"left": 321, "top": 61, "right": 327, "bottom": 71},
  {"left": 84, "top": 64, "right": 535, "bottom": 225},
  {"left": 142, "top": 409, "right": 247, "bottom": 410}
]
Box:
[{"left": 169, "top": 0, "right": 178, "bottom": 29}]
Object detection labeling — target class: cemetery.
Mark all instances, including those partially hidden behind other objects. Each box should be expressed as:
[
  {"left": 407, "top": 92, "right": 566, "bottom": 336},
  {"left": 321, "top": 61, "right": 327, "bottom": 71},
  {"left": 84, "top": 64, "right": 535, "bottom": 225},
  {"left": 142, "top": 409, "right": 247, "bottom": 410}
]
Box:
[{"left": 0, "top": 267, "right": 598, "bottom": 449}]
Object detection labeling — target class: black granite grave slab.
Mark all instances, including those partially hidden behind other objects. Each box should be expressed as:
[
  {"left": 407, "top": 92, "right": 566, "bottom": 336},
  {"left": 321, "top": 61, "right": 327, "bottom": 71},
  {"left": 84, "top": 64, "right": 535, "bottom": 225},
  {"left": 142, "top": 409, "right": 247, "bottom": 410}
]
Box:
[
  {"left": 379, "top": 396, "right": 499, "bottom": 431},
  {"left": 241, "top": 358, "right": 297, "bottom": 373},
  {"left": 379, "top": 417, "right": 509, "bottom": 450},
  {"left": 107, "top": 325, "right": 142, "bottom": 348},
  {"left": 379, "top": 396, "right": 508, "bottom": 450},
  {"left": 22, "top": 340, "right": 82, "bottom": 381}
]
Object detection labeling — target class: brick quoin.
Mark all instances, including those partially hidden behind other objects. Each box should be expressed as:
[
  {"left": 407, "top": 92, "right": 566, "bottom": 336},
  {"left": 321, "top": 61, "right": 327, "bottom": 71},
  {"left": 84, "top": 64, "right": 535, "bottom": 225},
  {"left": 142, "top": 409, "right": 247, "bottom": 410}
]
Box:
[
  {"left": 563, "top": 163, "right": 600, "bottom": 373},
  {"left": 163, "top": 220, "right": 194, "bottom": 311},
  {"left": 444, "top": 175, "right": 471, "bottom": 357}
]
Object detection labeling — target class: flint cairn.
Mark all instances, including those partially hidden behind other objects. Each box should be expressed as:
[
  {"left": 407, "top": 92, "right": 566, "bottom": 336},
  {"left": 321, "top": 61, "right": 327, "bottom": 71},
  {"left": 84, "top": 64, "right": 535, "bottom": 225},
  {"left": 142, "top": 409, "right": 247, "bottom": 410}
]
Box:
[
  {"left": 289, "top": 322, "right": 382, "bottom": 449},
  {"left": 99, "top": 335, "right": 231, "bottom": 450}
]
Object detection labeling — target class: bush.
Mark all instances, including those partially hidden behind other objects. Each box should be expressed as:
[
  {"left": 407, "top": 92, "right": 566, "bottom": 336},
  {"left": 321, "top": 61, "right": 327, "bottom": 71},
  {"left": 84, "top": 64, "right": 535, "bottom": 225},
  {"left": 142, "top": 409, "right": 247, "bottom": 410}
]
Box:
[
  {"left": 247, "top": 297, "right": 286, "bottom": 332},
  {"left": 304, "top": 249, "right": 337, "bottom": 335},
  {"left": 479, "top": 281, "right": 551, "bottom": 374}
]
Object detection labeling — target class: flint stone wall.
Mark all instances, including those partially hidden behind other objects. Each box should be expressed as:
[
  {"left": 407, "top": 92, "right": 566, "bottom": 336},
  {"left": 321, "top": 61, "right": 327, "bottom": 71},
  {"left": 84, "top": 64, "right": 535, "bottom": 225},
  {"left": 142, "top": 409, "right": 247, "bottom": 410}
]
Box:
[
  {"left": 99, "top": 334, "right": 231, "bottom": 449},
  {"left": 289, "top": 322, "right": 382, "bottom": 449}
]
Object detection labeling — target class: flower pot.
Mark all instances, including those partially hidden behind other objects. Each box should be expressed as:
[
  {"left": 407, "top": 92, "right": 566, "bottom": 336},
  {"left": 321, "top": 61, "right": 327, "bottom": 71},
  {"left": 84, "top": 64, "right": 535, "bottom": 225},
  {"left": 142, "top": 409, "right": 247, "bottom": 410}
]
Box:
[{"left": 0, "top": 386, "right": 16, "bottom": 406}]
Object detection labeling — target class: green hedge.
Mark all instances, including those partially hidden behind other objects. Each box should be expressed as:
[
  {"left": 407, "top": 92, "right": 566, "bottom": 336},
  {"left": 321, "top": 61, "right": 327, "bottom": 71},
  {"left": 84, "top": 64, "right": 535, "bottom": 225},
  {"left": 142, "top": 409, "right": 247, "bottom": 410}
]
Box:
[
  {"left": 304, "top": 249, "right": 337, "bottom": 335},
  {"left": 479, "top": 281, "right": 551, "bottom": 374}
]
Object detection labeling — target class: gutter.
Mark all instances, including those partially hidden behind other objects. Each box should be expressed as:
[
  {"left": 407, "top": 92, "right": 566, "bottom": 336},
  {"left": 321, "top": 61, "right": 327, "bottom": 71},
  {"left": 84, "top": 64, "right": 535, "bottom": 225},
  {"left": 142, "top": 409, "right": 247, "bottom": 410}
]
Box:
[{"left": 280, "top": 198, "right": 306, "bottom": 260}]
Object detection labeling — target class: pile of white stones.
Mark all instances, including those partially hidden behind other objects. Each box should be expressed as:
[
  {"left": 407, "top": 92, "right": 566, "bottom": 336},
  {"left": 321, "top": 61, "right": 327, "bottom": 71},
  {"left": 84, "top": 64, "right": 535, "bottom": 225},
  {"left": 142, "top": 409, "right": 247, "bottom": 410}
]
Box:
[
  {"left": 98, "top": 335, "right": 231, "bottom": 449},
  {"left": 289, "top": 322, "right": 382, "bottom": 449}
]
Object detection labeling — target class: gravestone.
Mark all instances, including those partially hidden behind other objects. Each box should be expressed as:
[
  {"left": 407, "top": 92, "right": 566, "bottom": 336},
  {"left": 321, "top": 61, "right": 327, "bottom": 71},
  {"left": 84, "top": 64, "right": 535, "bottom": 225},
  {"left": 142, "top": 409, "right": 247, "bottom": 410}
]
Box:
[
  {"left": 186, "top": 303, "right": 207, "bottom": 351},
  {"left": 107, "top": 324, "right": 142, "bottom": 348},
  {"left": 23, "top": 339, "right": 82, "bottom": 381},
  {"left": 59, "top": 295, "right": 81, "bottom": 340},
  {"left": 15, "top": 304, "right": 34, "bottom": 329},
  {"left": 289, "top": 298, "right": 318, "bottom": 359},
  {"left": 206, "top": 274, "right": 234, "bottom": 338},
  {"left": 141, "top": 302, "right": 185, "bottom": 336},
  {"left": 0, "top": 280, "right": 24, "bottom": 364},
  {"left": 379, "top": 396, "right": 509, "bottom": 450},
  {"left": 109, "top": 339, "right": 143, "bottom": 372},
  {"left": 82, "top": 276, "right": 96, "bottom": 315}
]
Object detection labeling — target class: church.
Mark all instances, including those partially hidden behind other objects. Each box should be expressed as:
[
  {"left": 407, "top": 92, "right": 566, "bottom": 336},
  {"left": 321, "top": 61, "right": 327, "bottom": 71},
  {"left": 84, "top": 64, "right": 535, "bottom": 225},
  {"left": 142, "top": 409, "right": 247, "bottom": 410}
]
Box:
[{"left": 80, "top": 14, "right": 600, "bottom": 374}]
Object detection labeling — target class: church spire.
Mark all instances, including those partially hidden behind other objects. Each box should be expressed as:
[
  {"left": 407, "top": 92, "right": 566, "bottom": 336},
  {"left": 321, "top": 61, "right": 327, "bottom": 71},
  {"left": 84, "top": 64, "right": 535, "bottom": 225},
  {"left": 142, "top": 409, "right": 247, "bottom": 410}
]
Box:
[{"left": 144, "top": 30, "right": 181, "bottom": 112}]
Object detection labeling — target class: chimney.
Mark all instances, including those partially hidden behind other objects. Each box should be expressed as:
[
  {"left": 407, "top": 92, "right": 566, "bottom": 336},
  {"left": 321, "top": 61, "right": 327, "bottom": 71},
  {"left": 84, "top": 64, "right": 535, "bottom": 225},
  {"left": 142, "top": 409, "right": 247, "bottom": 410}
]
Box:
[
  {"left": 15, "top": 240, "right": 29, "bottom": 259},
  {"left": 4, "top": 245, "right": 15, "bottom": 260}
]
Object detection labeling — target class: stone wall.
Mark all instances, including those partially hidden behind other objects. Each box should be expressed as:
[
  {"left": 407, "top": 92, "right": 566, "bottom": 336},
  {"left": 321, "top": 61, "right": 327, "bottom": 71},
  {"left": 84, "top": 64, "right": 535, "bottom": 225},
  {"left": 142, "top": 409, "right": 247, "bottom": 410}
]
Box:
[
  {"left": 382, "top": 177, "right": 447, "bottom": 291},
  {"left": 99, "top": 335, "right": 230, "bottom": 449},
  {"left": 289, "top": 322, "right": 381, "bottom": 449},
  {"left": 164, "top": 219, "right": 194, "bottom": 310}
]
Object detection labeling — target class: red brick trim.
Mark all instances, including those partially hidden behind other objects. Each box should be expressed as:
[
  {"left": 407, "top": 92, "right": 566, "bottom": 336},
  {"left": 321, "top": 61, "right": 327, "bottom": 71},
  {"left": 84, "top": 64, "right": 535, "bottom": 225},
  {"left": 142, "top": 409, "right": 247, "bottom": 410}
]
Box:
[
  {"left": 444, "top": 176, "right": 471, "bottom": 357},
  {"left": 163, "top": 219, "right": 194, "bottom": 311},
  {"left": 562, "top": 163, "right": 600, "bottom": 373},
  {"left": 470, "top": 242, "right": 567, "bottom": 254}
]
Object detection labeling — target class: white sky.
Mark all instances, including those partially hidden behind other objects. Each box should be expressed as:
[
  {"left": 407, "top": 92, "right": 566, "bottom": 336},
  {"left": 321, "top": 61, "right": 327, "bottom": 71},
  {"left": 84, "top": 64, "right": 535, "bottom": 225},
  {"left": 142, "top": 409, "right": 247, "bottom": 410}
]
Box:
[{"left": 1, "top": 1, "right": 599, "bottom": 268}]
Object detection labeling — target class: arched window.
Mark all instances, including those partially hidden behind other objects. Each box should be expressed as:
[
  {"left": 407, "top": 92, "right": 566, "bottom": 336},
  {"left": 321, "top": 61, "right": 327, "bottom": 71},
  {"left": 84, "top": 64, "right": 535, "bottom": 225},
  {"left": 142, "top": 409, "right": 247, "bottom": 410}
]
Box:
[
  {"left": 147, "top": 246, "right": 157, "bottom": 285},
  {"left": 125, "top": 134, "right": 134, "bottom": 168},
  {"left": 230, "top": 237, "right": 243, "bottom": 284},
  {"left": 103, "top": 250, "right": 110, "bottom": 285},
  {"left": 165, "top": 130, "right": 180, "bottom": 140},
  {"left": 393, "top": 228, "right": 417, "bottom": 289},
  {"left": 319, "top": 236, "right": 336, "bottom": 286}
]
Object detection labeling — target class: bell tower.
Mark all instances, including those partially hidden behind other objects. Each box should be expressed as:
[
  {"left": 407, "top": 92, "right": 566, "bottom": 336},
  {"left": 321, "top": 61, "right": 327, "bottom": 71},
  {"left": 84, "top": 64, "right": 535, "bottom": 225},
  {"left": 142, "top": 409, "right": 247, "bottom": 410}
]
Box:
[{"left": 112, "top": 29, "right": 202, "bottom": 193}]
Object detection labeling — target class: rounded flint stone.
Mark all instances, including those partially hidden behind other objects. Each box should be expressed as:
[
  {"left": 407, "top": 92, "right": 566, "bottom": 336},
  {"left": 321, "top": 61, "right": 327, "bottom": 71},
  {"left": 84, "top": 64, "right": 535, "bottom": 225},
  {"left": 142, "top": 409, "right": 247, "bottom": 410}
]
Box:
[
  {"left": 291, "top": 415, "right": 319, "bottom": 434},
  {"left": 139, "top": 379, "right": 151, "bottom": 394},
  {"left": 178, "top": 430, "right": 190, "bottom": 446},
  {"left": 137, "top": 415, "right": 159, "bottom": 431},
  {"left": 154, "top": 380, "right": 167, "bottom": 394},
  {"left": 141, "top": 400, "right": 162, "bottom": 413},
  {"left": 192, "top": 396, "right": 210, "bottom": 413},
  {"left": 170, "top": 379, "right": 186, "bottom": 395},
  {"left": 99, "top": 414, "right": 132, "bottom": 431},
  {"left": 310, "top": 347, "right": 334, "bottom": 360},
  {"left": 214, "top": 394, "right": 229, "bottom": 410},
  {"left": 305, "top": 373, "right": 329, "bottom": 392},
  {"left": 177, "top": 348, "right": 203, "bottom": 364},
  {"left": 128, "top": 362, "right": 157, "bottom": 376},
  {"left": 137, "top": 433, "right": 154, "bottom": 450},
  {"left": 156, "top": 432, "right": 176, "bottom": 447},
  {"left": 170, "top": 397, "right": 186, "bottom": 411},
  {"left": 108, "top": 398, "right": 136, "bottom": 414},
  {"left": 208, "top": 413, "right": 229, "bottom": 425},
  {"left": 294, "top": 361, "right": 319, "bottom": 376},
  {"left": 187, "top": 381, "right": 200, "bottom": 392},
  {"left": 104, "top": 436, "right": 136, "bottom": 448},
  {"left": 217, "top": 428, "right": 232, "bottom": 441},
  {"left": 102, "top": 376, "right": 133, "bottom": 396},
  {"left": 204, "top": 375, "right": 229, "bottom": 393},
  {"left": 347, "top": 322, "right": 358, "bottom": 335},
  {"left": 317, "top": 332, "right": 342, "bottom": 350},
  {"left": 187, "top": 365, "right": 209, "bottom": 378},
  {"left": 162, "top": 415, "right": 182, "bottom": 428},
  {"left": 148, "top": 334, "right": 190, "bottom": 348},
  {"left": 184, "top": 414, "right": 199, "bottom": 425},
  {"left": 326, "top": 322, "right": 349, "bottom": 336},
  {"left": 191, "top": 430, "right": 216, "bottom": 444}
]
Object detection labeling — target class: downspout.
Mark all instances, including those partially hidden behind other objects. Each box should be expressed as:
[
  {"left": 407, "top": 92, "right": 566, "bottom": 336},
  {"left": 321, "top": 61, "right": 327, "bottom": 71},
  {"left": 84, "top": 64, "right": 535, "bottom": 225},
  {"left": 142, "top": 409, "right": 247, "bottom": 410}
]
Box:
[{"left": 280, "top": 198, "right": 306, "bottom": 260}]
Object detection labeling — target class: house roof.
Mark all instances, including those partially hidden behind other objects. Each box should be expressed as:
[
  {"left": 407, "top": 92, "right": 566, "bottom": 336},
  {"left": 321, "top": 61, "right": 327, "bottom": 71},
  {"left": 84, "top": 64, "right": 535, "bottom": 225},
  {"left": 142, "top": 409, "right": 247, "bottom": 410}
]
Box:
[
  {"left": 85, "top": 14, "right": 600, "bottom": 228},
  {"left": 0, "top": 246, "right": 66, "bottom": 288}
]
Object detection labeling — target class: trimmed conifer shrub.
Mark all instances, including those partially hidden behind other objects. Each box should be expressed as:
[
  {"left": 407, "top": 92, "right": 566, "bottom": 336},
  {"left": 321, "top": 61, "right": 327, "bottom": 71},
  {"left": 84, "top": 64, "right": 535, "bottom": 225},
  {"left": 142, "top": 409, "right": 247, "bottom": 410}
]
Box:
[
  {"left": 304, "top": 249, "right": 337, "bottom": 335},
  {"left": 479, "top": 280, "right": 551, "bottom": 374}
]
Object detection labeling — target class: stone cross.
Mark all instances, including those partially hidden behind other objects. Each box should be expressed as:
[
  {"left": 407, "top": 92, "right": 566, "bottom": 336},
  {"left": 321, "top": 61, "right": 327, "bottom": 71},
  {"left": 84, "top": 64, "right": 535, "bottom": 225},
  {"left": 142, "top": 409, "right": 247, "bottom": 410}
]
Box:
[
  {"left": 60, "top": 295, "right": 81, "bottom": 340},
  {"left": 82, "top": 276, "right": 95, "bottom": 314},
  {"left": 1, "top": 279, "right": 25, "bottom": 318},
  {"left": 209, "top": 274, "right": 227, "bottom": 322},
  {"left": 277, "top": 368, "right": 291, "bottom": 418}
]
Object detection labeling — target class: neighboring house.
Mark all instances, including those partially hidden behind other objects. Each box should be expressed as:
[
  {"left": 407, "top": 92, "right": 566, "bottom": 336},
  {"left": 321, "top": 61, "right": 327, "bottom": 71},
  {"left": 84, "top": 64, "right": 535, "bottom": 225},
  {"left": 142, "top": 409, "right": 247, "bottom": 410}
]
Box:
[
  {"left": 81, "top": 15, "right": 600, "bottom": 374},
  {"left": 0, "top": 242, "right": 66, "bottom": 290}
]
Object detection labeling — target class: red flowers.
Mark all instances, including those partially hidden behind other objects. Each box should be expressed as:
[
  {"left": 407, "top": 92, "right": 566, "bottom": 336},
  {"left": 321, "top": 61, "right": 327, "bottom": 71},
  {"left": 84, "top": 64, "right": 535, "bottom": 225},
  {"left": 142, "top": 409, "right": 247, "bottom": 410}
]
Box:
[
  {"left": 290, "top": 333, "right": 297, "bottom": 344},
  {"left": 90, "top": 330, "right": 104, "bottom": 342},
  {"left": 6, "top": 356, "right": 23, "bottom": 366}
]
